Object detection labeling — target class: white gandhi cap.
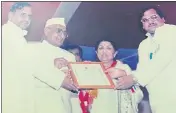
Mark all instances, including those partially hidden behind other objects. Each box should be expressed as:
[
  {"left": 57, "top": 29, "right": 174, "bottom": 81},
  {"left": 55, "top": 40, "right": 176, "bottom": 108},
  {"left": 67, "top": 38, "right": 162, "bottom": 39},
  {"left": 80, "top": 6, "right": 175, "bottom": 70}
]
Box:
[{"left": 45, "top": 18, "right": 66, "bottom": 28}]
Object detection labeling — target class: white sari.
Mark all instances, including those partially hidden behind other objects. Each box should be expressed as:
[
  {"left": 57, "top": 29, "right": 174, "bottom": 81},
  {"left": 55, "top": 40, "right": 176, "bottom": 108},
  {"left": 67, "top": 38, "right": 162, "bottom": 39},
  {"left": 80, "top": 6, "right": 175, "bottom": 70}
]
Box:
[{"left": 91, "top": 60, "right": 143, "bottom": 113}]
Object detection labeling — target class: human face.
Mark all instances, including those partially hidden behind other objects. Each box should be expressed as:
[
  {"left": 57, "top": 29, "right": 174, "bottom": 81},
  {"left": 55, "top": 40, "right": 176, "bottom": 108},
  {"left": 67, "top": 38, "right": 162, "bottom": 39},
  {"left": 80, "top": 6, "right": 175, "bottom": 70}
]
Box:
[
  {"left": 9, "top": 6, "right": 32, "bottom": 30},
  {"left": 96, "top": 41, "right": 116, "bottom": 63},
  {"left": 45, "top": 24, "right": 67, "bottom": 47},
  {"left": 141, "top": 8, "right": 165, "bottom": 34},
  {"left": 68, "top": 49, "right": 82, "bottom": 62}
]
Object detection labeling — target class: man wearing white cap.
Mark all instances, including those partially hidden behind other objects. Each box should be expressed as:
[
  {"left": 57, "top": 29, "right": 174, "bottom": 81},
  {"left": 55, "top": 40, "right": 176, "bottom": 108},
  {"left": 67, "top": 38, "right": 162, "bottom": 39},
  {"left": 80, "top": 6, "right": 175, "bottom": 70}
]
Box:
[{"left": 31, "top": 17, "right": 78, "bottom": 113}]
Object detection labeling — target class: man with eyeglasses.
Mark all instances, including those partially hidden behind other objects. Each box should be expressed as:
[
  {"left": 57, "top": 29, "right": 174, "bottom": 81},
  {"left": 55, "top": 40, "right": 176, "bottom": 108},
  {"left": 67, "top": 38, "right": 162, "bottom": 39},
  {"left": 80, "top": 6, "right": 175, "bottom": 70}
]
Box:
[
  {"left": 106, "top": 6, "right": 176, "bottom": 113},
  {"left": 140, "top": 7, "right": 166, "bottom": 37},
  {"left": 30, "top": 18, "right": 78, "bottom": 113}
]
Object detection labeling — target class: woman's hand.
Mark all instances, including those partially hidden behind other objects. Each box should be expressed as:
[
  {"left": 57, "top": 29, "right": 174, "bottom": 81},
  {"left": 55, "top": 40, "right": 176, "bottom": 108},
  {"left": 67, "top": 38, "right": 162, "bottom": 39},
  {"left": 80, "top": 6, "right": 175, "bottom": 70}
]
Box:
[
  {"left": 115, "top": 75, "right": 135, "bottom": 90},
  {"left": 106, "top": 67, "right": 127, "bottom": 79}
]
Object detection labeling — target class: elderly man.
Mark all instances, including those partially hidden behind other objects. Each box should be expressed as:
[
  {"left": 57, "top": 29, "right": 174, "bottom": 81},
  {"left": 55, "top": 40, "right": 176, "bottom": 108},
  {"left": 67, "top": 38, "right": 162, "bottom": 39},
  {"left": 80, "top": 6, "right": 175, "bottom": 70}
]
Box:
[
  {"left": 2, "top": 2, "right": 77, "bottom": 113},
  {"left": 31, "top": 17, "right": 78, "bottom": 113},
  {"left": 2, "top": 2, "right": 34, "bottom": 113},
  {"left": 107, "top": 6, "right": 176, "bottom": 113}
]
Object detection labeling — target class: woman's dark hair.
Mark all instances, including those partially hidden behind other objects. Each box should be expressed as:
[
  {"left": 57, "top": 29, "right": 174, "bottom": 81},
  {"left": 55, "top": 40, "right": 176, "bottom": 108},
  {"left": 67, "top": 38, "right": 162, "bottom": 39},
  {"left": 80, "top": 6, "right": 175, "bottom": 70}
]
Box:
[
  {"left": 95, "top": 39, "right": 117, "bottom": 61},
  {"left": 95, "top": 39, "right": 117, "bottom": 51}
]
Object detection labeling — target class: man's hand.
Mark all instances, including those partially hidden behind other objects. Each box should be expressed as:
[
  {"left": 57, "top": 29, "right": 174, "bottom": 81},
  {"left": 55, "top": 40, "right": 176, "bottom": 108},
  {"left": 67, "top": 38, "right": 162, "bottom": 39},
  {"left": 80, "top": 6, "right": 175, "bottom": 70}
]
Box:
[
  {"left": 54, "top": 57, "right": 68, "bottom": 69},
  {"left": 106, "top": 67, "right": 127, "bottom": 79},
  {"left": 61, "top": 75, "right": 78, "bottom": 91},
  {"left": 115, "top": 75, "right": 134, "bottom": 90},
  {"left": 62, "top": 69, "right": 71, "bottom": 76}
]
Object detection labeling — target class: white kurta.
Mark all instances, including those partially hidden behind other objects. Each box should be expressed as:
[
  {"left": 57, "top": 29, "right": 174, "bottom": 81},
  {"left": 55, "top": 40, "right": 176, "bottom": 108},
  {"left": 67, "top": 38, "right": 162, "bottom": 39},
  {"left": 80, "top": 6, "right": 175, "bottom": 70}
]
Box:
[
  {"left": 134, "top": 24, "right": 176, "bottom": 113},
  {"left": 2, "top": 20, "right": 79, "bottom": 113},
  {"left": 2, "top": 21, "right": 35, "bottom": 113},
  {"left": 91, "top": 61, "right": 143, "bottom": 113},
  {"left": 30, "top": 41, "right": 78, "bottom": 113}
]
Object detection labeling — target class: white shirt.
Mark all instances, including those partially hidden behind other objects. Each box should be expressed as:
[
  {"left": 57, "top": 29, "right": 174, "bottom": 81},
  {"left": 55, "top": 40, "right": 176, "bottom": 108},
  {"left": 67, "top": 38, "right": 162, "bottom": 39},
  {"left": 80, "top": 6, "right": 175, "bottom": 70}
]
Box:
[
  {"left": 2, "top": 21, "right": 34, "bottom": 113},
  {"left": 2, "top": 20, "right": 77, "bottom": 113},
  {"left": 29, "top": 40, "right": 77, "bottom": 113},
  {"left": 134, "top": 24, "right": 176, "bottom": 112},
  {"left": 31, "top": 40, "right": 76, "bottom": 90}
]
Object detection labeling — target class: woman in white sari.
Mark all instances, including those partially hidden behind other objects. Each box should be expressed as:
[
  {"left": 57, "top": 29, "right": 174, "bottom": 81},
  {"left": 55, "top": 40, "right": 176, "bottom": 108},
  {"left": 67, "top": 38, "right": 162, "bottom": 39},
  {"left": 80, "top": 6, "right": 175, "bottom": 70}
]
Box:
[
  {"left": 90, "top": 39, "right": 143, "bottom": 113},
  {"left": 55, "top": 39, "right": 144, "bottom": 113}
]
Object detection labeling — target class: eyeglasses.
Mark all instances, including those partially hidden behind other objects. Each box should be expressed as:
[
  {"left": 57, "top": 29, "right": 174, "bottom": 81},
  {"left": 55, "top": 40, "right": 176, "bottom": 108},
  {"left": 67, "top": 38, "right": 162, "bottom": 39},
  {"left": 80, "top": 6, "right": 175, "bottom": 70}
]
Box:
[
  {"left": 47, "top": 27, "right": 68, "bottom": 38},
  {"left": 57, "top": 28, "right": 67, "bottom": 38},
  {"left": 141, "top": 14, "right": 160, "bottom": 23}
]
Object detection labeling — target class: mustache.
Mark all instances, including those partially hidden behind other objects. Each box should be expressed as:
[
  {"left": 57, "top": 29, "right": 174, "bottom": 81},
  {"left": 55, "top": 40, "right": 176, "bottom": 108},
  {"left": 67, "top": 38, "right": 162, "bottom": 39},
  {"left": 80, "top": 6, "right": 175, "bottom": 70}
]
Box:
[{"left": 148, "top": 23, "right": 157, "bottom": 27}]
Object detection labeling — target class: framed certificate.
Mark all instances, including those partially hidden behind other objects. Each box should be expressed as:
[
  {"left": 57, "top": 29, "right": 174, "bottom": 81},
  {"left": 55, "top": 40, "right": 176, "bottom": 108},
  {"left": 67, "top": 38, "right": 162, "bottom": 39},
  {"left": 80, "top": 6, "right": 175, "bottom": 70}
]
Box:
[{"left": 68, "top": 62, "right": 115, "bottom": 89}]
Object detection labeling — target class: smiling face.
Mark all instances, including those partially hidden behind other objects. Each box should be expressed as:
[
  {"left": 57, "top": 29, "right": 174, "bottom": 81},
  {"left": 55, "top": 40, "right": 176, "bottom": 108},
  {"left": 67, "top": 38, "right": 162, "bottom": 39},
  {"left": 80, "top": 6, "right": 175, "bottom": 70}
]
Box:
[
  {"left": 141, "top": 8, "right": 165, "bottom": 34},
  {"left": 96, "top": 41, "right": 117, "bottom": 63},
  {"left": 44, "top": 24, "right": 67, "bottom": 47},
  {"left": 9, "top": 6, "right": 32, "bottom": 30}
]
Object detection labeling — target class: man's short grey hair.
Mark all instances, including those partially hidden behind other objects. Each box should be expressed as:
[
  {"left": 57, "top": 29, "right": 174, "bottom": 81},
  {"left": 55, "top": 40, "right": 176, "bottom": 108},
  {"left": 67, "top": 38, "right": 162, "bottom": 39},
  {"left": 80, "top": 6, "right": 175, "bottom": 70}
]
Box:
[{"left": 10, "top": 2, "right": 31, "bottom": 12}]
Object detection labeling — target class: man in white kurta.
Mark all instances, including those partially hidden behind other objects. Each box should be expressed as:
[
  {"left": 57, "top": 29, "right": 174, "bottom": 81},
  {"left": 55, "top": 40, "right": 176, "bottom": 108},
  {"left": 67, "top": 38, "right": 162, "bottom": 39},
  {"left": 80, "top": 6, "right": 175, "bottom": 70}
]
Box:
[
  {"left": 2, "top": 2, "right": 77, "bottom": 113},
  {"left": 134, "top": 25, "right": 176, "bottom": 113},
  {"left": 2, "top": 2, "right": 35, "bottom": 113},
  {"left": 31, "top": 18, "right": 78, "bottom": 113},
  {"left": 30, "top": 42, "right": 76, "bottom": 113},
  {"left": 114, "top": 7, "right": 176, "bottom": 113}
]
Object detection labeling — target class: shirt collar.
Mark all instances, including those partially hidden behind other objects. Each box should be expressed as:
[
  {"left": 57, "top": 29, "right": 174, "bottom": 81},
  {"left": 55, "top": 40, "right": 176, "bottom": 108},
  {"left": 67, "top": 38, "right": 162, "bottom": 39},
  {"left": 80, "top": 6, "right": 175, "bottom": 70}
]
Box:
[
  {"left": 43, "top": 40, "right": 62, "bottom": 48},
  {"left": 146, "top": 32, "right": 151, "bottom": 37},
  {"left": 7, "top": 21, "right": 28, "bottom": 36},
  {"left": 42, "top": 40, "right": 56, "bottom": 48},
  {"left": 145, "top": 24, "right": 166, "bottom": 38},
  {"left": 146, "top": 32, "right": 154, "bottom": 38}
]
